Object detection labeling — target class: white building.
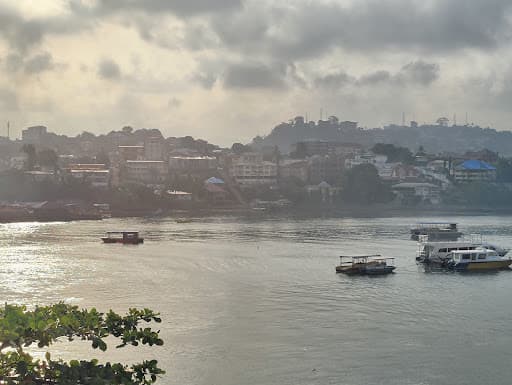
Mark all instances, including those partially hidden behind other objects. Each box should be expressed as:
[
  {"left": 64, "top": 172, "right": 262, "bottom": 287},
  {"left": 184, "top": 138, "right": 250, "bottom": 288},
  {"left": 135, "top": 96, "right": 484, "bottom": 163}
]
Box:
[
  {"left": 345, "top": 153, "right": 388, "bottom": 170},
  {"left": 230, "top": 153, "right": 277, "bottom": 185},
  {"left": 392, "top": 182, "right": 441, "bottom": 205},
  {"left": 125, "top": 160, "right": 168, "bottom": 183},
  {"left": 169, "top": 156, "right": 217, "bottom": 172}
]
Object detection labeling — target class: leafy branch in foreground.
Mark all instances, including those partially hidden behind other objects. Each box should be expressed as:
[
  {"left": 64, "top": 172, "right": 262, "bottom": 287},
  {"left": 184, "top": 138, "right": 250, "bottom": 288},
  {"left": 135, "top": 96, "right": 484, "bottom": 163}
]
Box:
[{"left": 0, "top": 303, "right": 165, "bottom": 384}]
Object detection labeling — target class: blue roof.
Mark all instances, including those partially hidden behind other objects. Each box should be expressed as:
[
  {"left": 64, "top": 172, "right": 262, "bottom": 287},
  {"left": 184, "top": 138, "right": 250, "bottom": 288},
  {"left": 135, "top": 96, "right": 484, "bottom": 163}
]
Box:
[
  {"left": 205, "top": 177, "right": 225, "bottom": 184},
  {"left": 456, "top": 160, "right": 496, "bottom": 171}
]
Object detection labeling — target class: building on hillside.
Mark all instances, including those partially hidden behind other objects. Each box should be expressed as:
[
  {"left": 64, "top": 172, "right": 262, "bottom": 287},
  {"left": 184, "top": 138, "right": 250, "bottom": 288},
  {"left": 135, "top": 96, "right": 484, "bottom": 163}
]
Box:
[
  {"left": 453, "top": 160, "right": 496, "bottom": 183},
  {"left": 345, "top": 153, "right": 387, "bottom": 170},
  {"left": 118, "top": 145, "right": 144, "bottom": 161},
  {"left": 463, "top": 149, "right": 499, "bottom": 164},
  {"left": 125, "top": 160, "right": 168, "bottom": 184},
  {"left": 389, "top": 164, "right": 420, "bottom": 182},
  {"left": 169, "top": 156, "right": 217, "bottom": 173},
  {"left": 145, "top": 137, "right": 165, "bottom": 161},
  {"left": 167, "top": 190, "right": 193, "bottom": 201},
  {"left": 64, "top": 164, "right": 110, "bottom": 188},
  {"left": 307, "top": 155, "right": 344, "bottom": 184},
  {"left": 392, "top": 182, "right": 441, "bottom": 205},
  {"left": 22, "top": 126, "right": 47, "bottom": 144},
  {"left": 230, "top": 153, "right": 277, "bottom": 186},
  {"left": 280, "top": 159, "right": 308, "bottom": 182}
]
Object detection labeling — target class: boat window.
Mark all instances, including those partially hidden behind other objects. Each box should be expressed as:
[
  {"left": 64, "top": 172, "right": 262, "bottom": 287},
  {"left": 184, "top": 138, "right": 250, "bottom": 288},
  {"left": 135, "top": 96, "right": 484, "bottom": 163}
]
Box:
[
  {"left": 478, "top": 254, "right": 487, "bottom": 259},
  {"left": 459, "top": 247, "right": 468, "bottom": 251},
  {"left": 462, "top": 254, "right": 471, "bottom": 260},
  {"left": 471, "top": 255, "right": 476, "bottom": 260},
  {"left": 469, "top": 247, "right": 476, "bottom": 250},
  {"left": 439, "top": 248, "right": 447, "bottom": 253},
  {"left": 448, "top": 248, "right": 456, "bottom": 252}
]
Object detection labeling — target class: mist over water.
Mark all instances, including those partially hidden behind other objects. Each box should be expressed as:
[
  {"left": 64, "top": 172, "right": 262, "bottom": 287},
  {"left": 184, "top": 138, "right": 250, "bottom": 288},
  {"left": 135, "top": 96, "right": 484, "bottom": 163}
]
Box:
[{"left": 1, "top": 215, "right": 512, "bottom": 385}]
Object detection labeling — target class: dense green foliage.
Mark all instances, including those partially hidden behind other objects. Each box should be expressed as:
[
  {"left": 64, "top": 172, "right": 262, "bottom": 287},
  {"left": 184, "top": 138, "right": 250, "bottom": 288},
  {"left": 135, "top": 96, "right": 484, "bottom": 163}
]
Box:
[
  {"left": 444, "top": 183, "right": 512, "bottom": 207},
  {"left": 0, "top": 303, "right": 164, "bottom": 384},
  {"left": 496, "top": 158, "right": 512, "bottom": 183},
  {"left": 371, "top": 143, "right": 414, "bottom": 164},
  {"left": 341, "top": 164, "right": 394, "bottom": 204}
]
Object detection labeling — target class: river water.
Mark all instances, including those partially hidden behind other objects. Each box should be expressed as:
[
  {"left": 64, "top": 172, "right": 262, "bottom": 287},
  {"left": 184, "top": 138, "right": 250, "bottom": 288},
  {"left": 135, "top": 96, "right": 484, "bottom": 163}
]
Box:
[{"left": 1, "top": 215, "right": 512, "bottom": 385}]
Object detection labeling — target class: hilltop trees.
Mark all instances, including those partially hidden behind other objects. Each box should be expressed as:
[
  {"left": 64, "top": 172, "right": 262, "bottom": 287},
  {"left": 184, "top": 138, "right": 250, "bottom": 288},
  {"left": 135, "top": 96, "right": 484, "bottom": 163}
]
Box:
[
  {"left": 0, "top": 303, "right": 164, "bottom": 384},
  {"left": 371, "top": 143, "right": 414, "bottom": 164}
]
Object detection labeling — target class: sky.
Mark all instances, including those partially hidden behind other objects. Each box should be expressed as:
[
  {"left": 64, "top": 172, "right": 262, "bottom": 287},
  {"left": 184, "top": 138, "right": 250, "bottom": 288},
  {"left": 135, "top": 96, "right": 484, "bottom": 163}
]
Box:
[{"left": 1, "top": 0, "right": 512, "bottom": 145}]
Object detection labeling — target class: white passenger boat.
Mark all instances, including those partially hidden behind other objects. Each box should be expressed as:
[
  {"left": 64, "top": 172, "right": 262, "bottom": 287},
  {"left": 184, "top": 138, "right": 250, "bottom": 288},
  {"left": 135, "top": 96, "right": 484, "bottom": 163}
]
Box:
[
  {"left": 446, "top": 249, "right": 512, "bottom": 271},
  {"left": 416, "top": 240, "right": 509, "bottom": 263}
]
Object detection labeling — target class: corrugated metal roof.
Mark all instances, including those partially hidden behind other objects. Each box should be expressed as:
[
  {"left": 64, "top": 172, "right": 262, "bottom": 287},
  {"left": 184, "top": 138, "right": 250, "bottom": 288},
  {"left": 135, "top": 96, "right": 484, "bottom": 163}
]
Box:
[{"left": 455, "top": 160, "right": 496, "bottom": 171}]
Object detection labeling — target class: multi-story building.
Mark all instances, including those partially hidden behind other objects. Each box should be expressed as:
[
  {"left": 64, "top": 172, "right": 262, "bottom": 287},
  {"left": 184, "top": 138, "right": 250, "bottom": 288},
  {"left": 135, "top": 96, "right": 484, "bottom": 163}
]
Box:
[
  {"left": 230, "top": 153, "right": 277, "bottom": 186},
  {"left": 118, "top": 145, "right": 144, "bottom": 161},
  {"left": 65, "top": 164, "right": 110, "bottom": 188},
  {"left": 453, "top": 160, "right": 496, "bottom": 183},
  {"left": 345, "top": 153, "right": 387, "bottom": 170},
  {"left": 22, "top": 126, "right": 47, "bottom": 144},
  {"left": 280, "top": 159, "right": 308, "bottom": 182},
  {"left": 125, "top": 160, "right": 168, "bottom": 184},
  {"left": 169, "top": 156, "right": 217, "bottom": 172},
  {"left": 144, "top": 137, "right": 165, "bottom": 161}
]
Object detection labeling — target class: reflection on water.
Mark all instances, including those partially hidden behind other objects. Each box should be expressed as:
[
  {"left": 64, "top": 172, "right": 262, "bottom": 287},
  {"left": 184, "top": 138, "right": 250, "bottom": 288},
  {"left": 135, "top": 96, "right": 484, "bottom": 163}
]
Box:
[{"left": 1, "top": 215, "right": 512, "bottom": 385}]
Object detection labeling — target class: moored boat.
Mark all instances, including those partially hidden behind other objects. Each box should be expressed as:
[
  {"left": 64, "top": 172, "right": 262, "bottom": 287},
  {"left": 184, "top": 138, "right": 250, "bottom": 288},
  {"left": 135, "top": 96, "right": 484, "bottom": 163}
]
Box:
[
  {"left": 101, "top": 231, "right": 144, "bottom": 245},
  {"left": 416, "top": 240, "right": 509, "bottom": 264},
  {"left": 336, "top": 255, "right": 396, "bottom": 275},
  {"left": 410, "top": 222, "right": 462, "bottom": 241},
  {"left": 446, "top": 249, "right": 512, "bottom": 271}
]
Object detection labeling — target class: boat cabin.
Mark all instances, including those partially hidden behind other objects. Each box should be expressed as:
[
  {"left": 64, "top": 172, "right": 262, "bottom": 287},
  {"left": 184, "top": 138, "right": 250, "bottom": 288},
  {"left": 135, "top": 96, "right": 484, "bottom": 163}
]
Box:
[
  {"left": 336, "top": 255, "right": 395, "bottom": 275},
  {"left": 417, "top": 240, "right": 508, "bottom": 262},
  {"left": 102, "top": 231, "right": 144, "bottom": 244},
  {"left": 446, "top": 249, "right": 512, "bottom": 271},
  {"left": 410, "top": 222, "right": 462, "bottom": 241}
]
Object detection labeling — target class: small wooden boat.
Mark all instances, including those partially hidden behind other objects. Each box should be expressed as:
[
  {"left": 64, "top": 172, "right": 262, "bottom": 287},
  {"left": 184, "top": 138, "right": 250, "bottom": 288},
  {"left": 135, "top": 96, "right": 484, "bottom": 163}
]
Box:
[
  {"left": 101, "top": 231, "right": 144, "bottom": 245},
  {"left": 176, "top": 218, "right": 193, "bottom": 224},
  {"left": 336, "top": 255, "right": 396, "bottom": 275}
]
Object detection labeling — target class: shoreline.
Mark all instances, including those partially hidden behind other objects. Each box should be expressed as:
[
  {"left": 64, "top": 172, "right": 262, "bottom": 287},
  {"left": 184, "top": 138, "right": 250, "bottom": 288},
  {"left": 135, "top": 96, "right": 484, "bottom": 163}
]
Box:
[{"left": 2, "top": 204, "right": 512, "bottom": 224}]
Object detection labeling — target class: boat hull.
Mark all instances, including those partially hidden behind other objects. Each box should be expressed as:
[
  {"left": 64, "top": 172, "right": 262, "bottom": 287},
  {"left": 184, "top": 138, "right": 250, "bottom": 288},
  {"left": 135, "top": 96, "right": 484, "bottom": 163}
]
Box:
[
  {"left": 101, "top": 238, "right": 144, "bottom": 245},
  {"left": 451, "top": 260, "right": 512, "bottom": 271},
  {"left": 336, "top": 265, "right": 395, "bottom": 275}
]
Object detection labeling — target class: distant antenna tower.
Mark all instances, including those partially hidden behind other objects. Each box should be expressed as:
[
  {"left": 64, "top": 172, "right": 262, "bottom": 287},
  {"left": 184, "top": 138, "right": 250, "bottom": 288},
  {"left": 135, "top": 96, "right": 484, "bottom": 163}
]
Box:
[
  {"left": 453, "top": 113, "right": 457, "bottom": 126},
  {"left": 465, "top": 112, "right": 468, "bottom": 125},
  {"left": 6, "top": 121, "right": 9, "bottom": 139},
  {"left": 402, "top": 112, "right": 405, "bottom": 126}
]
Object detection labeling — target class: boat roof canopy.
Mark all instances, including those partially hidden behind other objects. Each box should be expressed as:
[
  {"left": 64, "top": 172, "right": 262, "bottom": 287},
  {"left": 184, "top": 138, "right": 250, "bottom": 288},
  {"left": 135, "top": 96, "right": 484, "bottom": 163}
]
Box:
[{"left": 106, "top": 231, "right": 139, "bottom": 234}]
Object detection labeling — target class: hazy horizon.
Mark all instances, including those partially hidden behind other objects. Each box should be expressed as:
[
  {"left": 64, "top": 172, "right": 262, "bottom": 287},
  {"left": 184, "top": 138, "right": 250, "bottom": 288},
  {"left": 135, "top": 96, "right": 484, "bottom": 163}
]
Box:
[{"left": 1, "top": 0, "right": 512, "bottom": 145}]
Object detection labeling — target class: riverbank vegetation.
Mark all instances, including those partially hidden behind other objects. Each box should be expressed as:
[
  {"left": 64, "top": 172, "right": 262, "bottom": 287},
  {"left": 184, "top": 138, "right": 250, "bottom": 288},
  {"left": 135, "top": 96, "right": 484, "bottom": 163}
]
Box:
[{"left": 0, "top": 303, "right": 164, "bottom": 384}]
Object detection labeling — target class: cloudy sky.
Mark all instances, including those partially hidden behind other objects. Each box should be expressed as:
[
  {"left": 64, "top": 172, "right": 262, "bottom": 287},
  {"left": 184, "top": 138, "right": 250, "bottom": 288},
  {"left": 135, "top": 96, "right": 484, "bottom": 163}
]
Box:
[{"left": 0, "top": 0, "right": 511, "bottom": 144}]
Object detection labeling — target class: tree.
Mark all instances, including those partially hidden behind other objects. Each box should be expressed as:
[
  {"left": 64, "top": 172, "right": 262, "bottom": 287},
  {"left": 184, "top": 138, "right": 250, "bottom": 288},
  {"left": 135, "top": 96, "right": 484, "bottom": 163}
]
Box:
[
  {"left": 341, "top": 164, "right": 394, "bottom": 204},
  {"left": 0, "top": 303, "right": 165, "bottom": 384},
  {"left": 38, "top": 149, "right": 58, "bottom": 170},
  {"left": 371, "top": 143, "right": 414, "bottom": 164},
  {"left": 21, "top": 144, "right": 37, "bottom": 171}
]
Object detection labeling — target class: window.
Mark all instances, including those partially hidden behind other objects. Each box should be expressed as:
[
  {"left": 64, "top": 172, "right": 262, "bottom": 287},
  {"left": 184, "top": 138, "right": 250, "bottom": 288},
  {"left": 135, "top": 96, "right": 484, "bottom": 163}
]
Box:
[
  {"left": 478, "top": 254, "right": 487, "bottom": 259},
  {"left": 439, "top": 248, "right": 447, "bottom": 253},
  {"left": 462, "top": 254, "right": 471, "bottom": 260}
]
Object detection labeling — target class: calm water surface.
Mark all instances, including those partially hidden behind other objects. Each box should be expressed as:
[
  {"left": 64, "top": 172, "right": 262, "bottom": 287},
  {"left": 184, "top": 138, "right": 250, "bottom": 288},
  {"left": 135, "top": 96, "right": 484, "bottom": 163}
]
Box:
[{"left": 1, "top": 215, "right": 512, "bottom": 385}]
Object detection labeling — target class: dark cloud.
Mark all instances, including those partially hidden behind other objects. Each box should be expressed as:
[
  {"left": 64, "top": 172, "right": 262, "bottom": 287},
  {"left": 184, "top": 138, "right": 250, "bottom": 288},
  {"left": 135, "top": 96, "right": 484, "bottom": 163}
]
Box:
[
  {"left": 396, "top": 61, "right": 440, "bottom": 85},
  {"left": 315, "top": 61, "right": 439, "bottom": 89},
  {"left": 0, "top": 5, "right": 91, "bottom": 53},
  {"left": 4, "top": 53, "right": 22, "bottom": 73},
  {"left": 24, "top": 52, "right": 55, "bottom": 74},
  {"left": 98, "top": 59, "right": 121, "bottom": 80},
  {"left": 223, "top": 63, "right": 287, "bottom": 89},
  {"left": 358, "top": 71, "right": 392, "bottom": 85},
  {"left": 314, "top": 71, "right": 353, "bottom": 89},
  {"left": 204, "top": 0, "right": 512, "bottom": 61},
  {"left": 94, "top": 0, "right": 242, "bottom": 17}
]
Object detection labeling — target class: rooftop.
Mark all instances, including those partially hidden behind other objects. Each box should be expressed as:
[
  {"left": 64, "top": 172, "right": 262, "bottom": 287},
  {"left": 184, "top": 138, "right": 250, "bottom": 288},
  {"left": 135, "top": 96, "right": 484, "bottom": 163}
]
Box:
[{"left": 455, "top": 160, "right": 496, "bottom": 171}]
